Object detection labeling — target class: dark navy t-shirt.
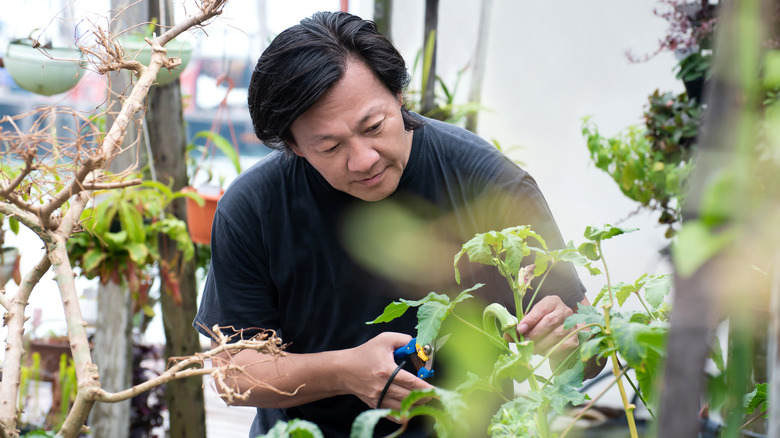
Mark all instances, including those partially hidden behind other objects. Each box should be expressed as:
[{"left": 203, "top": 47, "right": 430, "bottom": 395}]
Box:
[{"left": 194, "top": 117, "right": 586, "bottom": 437}]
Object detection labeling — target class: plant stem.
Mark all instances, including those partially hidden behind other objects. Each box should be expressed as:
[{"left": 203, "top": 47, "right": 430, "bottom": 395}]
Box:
[
  {"left": 740, "top": 408, "right": 768, "bottom": 430},
  {"left": 532, "top": 323, "right": 603, "bottom": 382},
  {"left": 523, "top": 268, "right": 552, "bottom": 318},
  {"left": 558, "top": 364, "right": 629, "bottom": 438},
  {"left": 450, "top": 311, "right": 513, "bottom": 354},
  {"left": 526, "top": 373, "right": 550, "bottom": 438},
  {"left": 598, "top": 241, "right": 639, "bottom": 438},
  {"left": 635, "top": 292, "right": 657, "bottom": 321},
  {"left": 619, "top": 364, "right": 656, "bottom": 421},
  {"left": 599, "top": 242, "right": 614, "bottom": 309}
]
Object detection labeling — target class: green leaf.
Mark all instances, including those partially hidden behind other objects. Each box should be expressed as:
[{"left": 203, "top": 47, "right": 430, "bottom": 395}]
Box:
[
  {"left": 138, "top": 180, "right": 175, "bottom": 201},
  {"left": 125, "top": 242, "right": 149, "bottom": 264},
  {"left": 453, "top": 247, "right": 467, "bottom": 284},
  {"left": 461, "top": 234, "right": 495, "bottom": 265},
  {"left": 532, "top": 251, "right": 550, "bottom": 278},
  {"left": 104, "top": 230, "right": 128, "bottom": 247},
  {"left": 366, "top": 301, "right": 411, "bottom": 325},
  {"left": 260, "top": 418, "right": 323, "bottom": 438},
  {"left": 578, "top": 336, "right": 605, "bottom": 362},
  {"left": 89, "top": 200, "right": 115, "bottom": 235},
  {"left": 544, "top": 361, "right": 587, "bottom": 414},
  {"left": 489, "top": 394, "right": 543, "bottom": 437},
  {"left": 643, "top": 275, "right": 672, "bottom": 309},
  {"left": 584, "top": 225, "right": 637, "bottom": 243},
  {"left": 673, "top": 221, "right": 737, "bottom": 277},
  {"left": 118, "top": 202, "right": 145, "bottom": 244},
  {"left": 635, "top": 347, "right": 664, "bottom": 406},
  {"left": 82, "top": 248, "right": 107, "bottom": 273},
  {"left": 563, "top": 305, "right": 604, "bottom": 334},
  {"left": 8, "top": 217, "right": 19, "bottom": 234},
  {"left": 349, "top": 409, "right": 391, "bottom": 438},
  {"left": 192, "top": 131, "right": 242, "bottom": 175},
  {"left": 415, "top": 299, "right": 449, "bottom": 347},
  {"left": 744, "top": 383, "right": 768, "bottom": 414},
  {"left": 614, "top": 282, "right": 636, "bottom": 307},
  {"left": 577, "top": 242, "right": 599, "bottom": 261},
  {"left": 489, "top": 350, "right": 533, "bottom": 387},
  {"left": 453, "top": 283, "right": 483, "bottom": 305},
  {"left": 551, "top": 242, "right": 601, "bottom": 275},
  {"left": 610, "top": 317, "right": 651, "bottom": 367},
  {"left": 454, "top": 372, "right": 490, "bottom": 395},
  {"left": 502, "top": 233, "right": 528, "bottom": 274},
  {"left": 709, "top": 334, "right": 725, "bottom": 373}
]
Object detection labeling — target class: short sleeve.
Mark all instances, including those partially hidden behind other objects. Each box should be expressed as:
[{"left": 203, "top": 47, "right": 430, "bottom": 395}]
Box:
[{"left": 193, "top": 208, "right": 279, "bottom": 341}]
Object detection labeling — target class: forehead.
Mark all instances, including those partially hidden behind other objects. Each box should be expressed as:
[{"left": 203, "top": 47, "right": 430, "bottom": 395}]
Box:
[{"left": 290, "top": 59, "right": 397, "bottom": 141}]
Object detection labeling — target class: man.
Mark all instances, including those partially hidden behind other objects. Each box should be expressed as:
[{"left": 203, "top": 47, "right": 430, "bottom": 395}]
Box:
[{"left": 194, "top": 11, "right": 591, "bottom": 437}]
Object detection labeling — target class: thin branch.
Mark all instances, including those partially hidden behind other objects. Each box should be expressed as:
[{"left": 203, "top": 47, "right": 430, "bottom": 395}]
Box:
[
  {"left": 0, "top": 203, "right": 48, "bottom": 241},
  {"left": 0, "top": 155, "right": 34, "bottom": 198},
  {"left": 81, "top": 178, "right": 143, "bottom": 191},
  {"left": 0, "top": 254, "right": 52, "bottom": 435}
]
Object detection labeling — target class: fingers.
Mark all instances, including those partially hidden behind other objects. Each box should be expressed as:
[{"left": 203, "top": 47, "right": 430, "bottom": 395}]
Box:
[
  {"left": 517, "top": 295, "right": 576, "bottom": 355},
  {"left": 518, "top": 296, "right": 572, "bottom": 337},
  {"left": 375, "top": 369, "right": 433, "bottom": 410},
  {"left": 351, "top": 332, "right": 433, "bottom": 410}
]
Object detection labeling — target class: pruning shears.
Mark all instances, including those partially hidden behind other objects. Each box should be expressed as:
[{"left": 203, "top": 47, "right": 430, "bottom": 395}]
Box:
[{"left": 393, "top": 338, "right": 434, "bottom": 379}]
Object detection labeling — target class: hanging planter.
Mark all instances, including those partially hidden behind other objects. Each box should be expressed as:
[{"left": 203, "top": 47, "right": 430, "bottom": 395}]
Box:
[
  {"left": 3, "top": 39, "right": 85, "bottom": 96},
  {"left": 119, "top": 36, "right": 193, "bottom": 85},
  {"left": 182, "top": 186, "right": 223, "bottom": 245}
]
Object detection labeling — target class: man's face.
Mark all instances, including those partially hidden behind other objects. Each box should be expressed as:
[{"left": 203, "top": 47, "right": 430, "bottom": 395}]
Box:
[{"left": 289, "top": 58, "right": 414, "bottom": 202}]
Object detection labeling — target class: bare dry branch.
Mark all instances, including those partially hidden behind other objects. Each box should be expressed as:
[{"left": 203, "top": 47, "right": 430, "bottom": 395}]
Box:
[{"left": 0, "top": 254, "right": 53, "bottom": 436}]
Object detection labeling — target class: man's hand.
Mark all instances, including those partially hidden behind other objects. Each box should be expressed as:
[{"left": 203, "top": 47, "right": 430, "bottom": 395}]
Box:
[
  {"left": 346, "top": 332, "right": 433, "bottom": 411},
  {"left": 516, "top": 295, "right": 578, "bottom": 370}
]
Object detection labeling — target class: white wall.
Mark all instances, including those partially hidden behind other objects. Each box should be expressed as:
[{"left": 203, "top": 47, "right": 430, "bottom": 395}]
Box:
[{"left": 392, "top": 0, "right": 681, "bottom": 298}]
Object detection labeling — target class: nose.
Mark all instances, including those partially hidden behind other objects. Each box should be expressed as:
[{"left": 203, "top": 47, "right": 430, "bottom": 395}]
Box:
[{"left": 346, "top": 141, "right": 380, "bottom": 174}]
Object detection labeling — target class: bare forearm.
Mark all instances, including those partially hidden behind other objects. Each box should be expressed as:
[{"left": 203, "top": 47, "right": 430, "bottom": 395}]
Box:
[{"left": 215, "top": 344, "right": 350, "bottom": 408}]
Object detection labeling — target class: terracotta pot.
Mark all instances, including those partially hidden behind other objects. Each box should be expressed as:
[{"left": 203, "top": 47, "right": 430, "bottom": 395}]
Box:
[
  {"left": 183, "top": 186, "right": 223, "bottom": 245},
  {"left": 3, "top": 40, "right": 84, "bottom": 96}
]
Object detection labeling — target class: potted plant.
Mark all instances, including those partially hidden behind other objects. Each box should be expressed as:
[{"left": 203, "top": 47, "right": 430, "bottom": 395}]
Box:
[
  {"left": 184, "top": 130, "right": 242, "bottom": 246},
  {"left": 3, "top": 36, "right": 85, "bottom": 96},
  {"left": 67, "top": 176, "right": 198, "bottom": 314}
]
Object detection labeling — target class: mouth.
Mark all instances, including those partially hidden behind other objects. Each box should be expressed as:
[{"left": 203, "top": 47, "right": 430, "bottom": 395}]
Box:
[{"left": 358, "top": 168, "right": 386, "bottom": 187}]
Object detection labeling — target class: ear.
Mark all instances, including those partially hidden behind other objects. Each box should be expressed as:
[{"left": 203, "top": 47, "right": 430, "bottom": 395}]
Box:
[
  {"left": 285, "top": 135, "right": 305, "bottom": 157},
  {"left": 397, "top": 93, "right": 403, "bottom": 107}
]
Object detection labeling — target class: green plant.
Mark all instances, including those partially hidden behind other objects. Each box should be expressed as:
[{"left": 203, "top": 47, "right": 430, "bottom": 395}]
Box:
[
  {"left": 187, "top": 130, "right": 242, "bottom": 188},
  {"left": 405, "top": 31, "right": 485, "bottom": 126},
  {"left": 51, "top": 355, "right": 77, "bottom": 430},
  {"left": 264, "top": 224, "right": 673, "bottom": 437},
  {"left": 582, "top": 90, "right": 701, "bottom": 236},
  {"left": 674, "top": 51, "right": 713, "bottom": 83},
  {"left": 67, "top": 176, "right": 197, "bottom": 314}
]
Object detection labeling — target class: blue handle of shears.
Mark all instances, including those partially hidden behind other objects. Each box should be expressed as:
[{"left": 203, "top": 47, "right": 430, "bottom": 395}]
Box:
[
  {"left": 417, "top": 367, "right": 434, "bottom": 379},
  {"left": 394, "top": 338, "right": 418, "bottom": 361},
  {"left": 393, "top": 338, "right": 434, "bottom": 379}
]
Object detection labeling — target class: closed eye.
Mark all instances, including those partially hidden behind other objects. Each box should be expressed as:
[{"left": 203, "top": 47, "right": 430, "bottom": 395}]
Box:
[{"left": 367, "top": 121, "right": 383, "bottom": 133}]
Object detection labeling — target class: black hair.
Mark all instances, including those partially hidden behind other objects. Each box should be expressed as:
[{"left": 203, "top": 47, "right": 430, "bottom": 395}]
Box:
[{"left": 247, "top": 11, "right": 423, "bottom": 153}]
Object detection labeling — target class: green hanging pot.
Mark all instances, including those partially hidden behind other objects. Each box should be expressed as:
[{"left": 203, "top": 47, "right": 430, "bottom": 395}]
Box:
[
  {"left": 3, "top": 40, "right": 85, "bottom": 96},
  {"left": 119, "top": 36, "right": 193, "bottom": 86}
]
